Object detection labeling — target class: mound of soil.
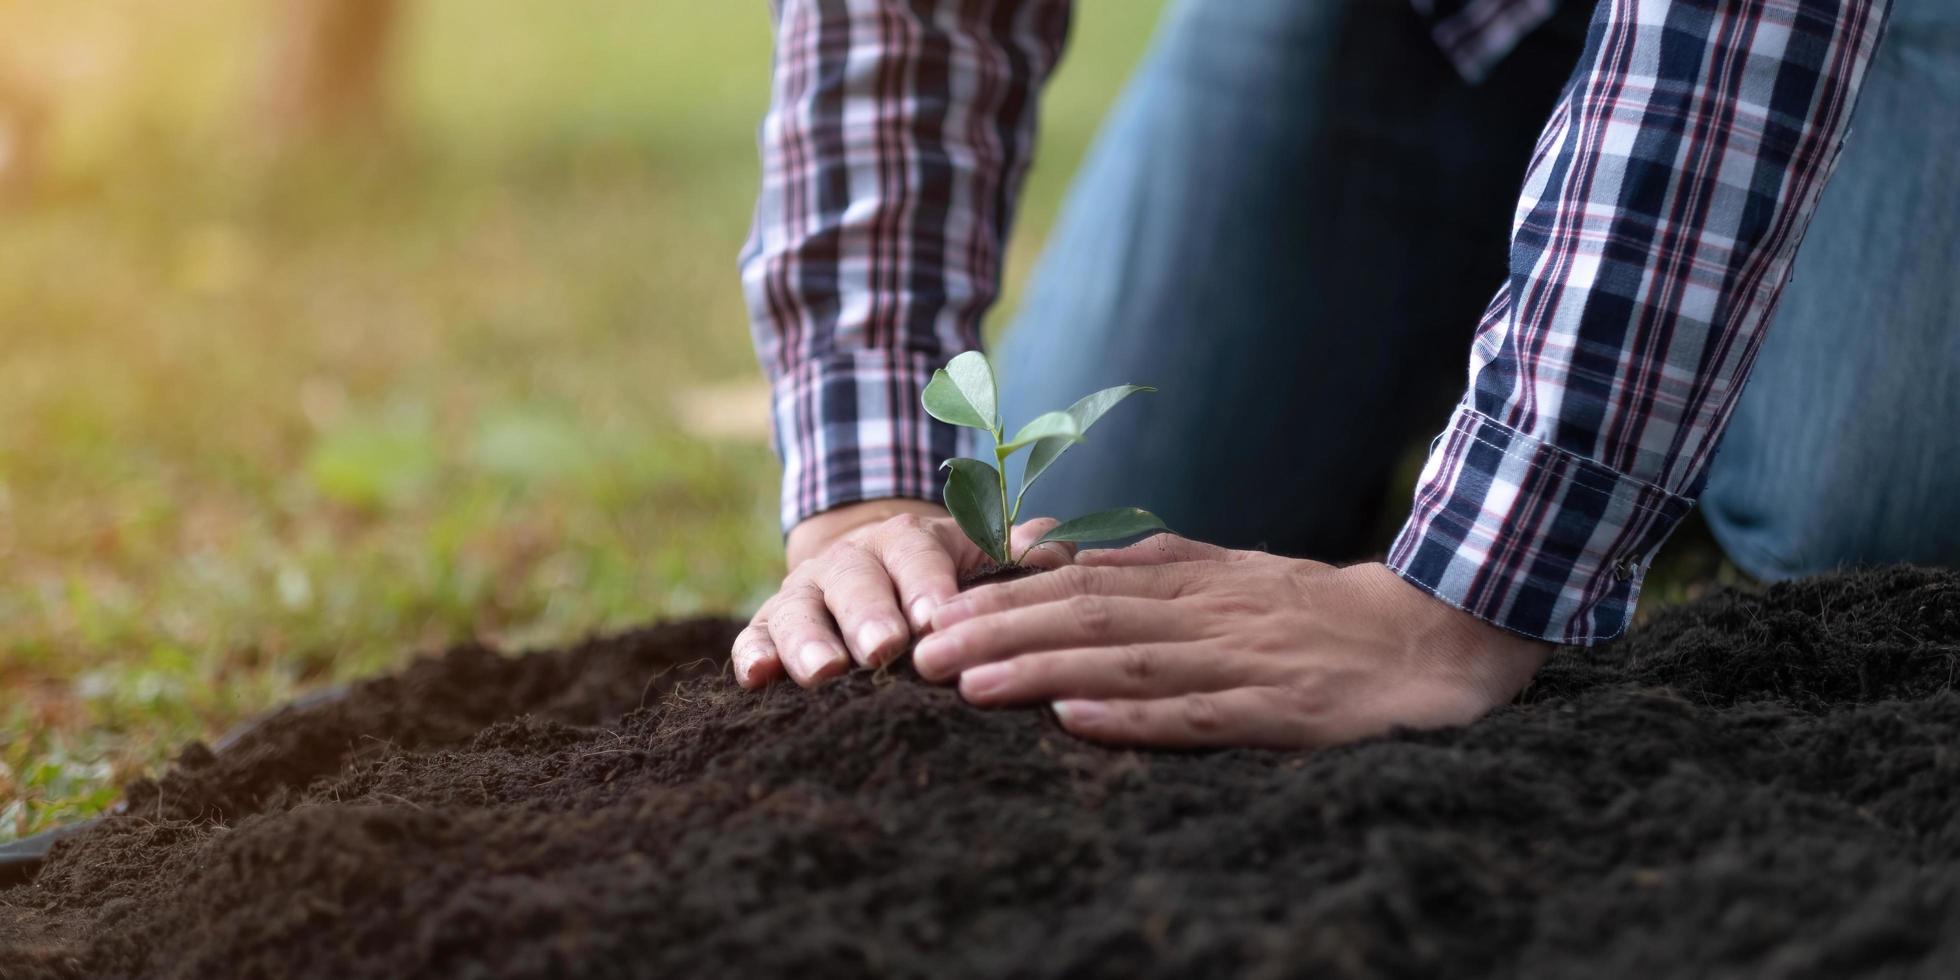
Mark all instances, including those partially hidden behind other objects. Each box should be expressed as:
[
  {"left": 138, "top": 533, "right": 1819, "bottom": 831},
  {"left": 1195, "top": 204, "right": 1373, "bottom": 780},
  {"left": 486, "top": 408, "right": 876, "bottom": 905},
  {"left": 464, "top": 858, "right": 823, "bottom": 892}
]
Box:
[{"left": 4, "top": 566, "right": 1958, "bottom": 978}]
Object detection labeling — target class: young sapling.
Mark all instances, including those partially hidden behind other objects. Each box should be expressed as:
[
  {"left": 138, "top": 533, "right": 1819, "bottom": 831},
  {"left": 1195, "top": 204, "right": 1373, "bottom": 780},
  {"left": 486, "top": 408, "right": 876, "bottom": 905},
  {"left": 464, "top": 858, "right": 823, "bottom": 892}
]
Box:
[{"left": 921, "top": 350, "right": 1166, "bottom": 566}]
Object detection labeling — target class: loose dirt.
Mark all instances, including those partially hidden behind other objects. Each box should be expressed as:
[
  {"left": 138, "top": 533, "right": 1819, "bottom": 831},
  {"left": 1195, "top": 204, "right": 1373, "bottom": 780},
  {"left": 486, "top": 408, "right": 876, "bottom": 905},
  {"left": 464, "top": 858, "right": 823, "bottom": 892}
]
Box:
[{"left": 3, "top": 566, "right": 1957, "bottom": 978}]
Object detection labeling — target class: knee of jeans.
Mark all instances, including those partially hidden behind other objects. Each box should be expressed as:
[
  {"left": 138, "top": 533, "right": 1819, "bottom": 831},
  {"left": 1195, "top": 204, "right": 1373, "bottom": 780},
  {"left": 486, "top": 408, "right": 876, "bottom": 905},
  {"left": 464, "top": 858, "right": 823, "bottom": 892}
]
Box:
[
  {"left": 1704, "top": 498, "right": 1847, "bottom": 581},
  {"left": 1704, "top": 476, "right": 1958, "bottom": 582}
]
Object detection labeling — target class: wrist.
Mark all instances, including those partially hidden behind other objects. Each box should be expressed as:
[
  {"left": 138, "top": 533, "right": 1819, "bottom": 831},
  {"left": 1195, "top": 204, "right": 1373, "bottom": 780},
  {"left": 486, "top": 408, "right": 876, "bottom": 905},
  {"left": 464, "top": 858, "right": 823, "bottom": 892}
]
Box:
[
  {"left": 786, "top": 498, "right": 948, "bottom": 569},
  {"left": 1363, "top": 562, "right": 1551, "bottom": 700}
]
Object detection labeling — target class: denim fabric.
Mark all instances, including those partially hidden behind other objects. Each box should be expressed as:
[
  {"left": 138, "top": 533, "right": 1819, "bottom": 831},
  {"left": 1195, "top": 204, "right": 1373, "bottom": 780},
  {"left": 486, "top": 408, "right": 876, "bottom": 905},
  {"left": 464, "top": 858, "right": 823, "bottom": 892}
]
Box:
[
  {"left": 997, "top": 0, "right": 1958, "bottom": 576},
  {"left": 1699, "top": 0, "right": 1960, "bottom": 579},
  {"left": 996, "top": 0, "right": 1594, "bottom": 559}
]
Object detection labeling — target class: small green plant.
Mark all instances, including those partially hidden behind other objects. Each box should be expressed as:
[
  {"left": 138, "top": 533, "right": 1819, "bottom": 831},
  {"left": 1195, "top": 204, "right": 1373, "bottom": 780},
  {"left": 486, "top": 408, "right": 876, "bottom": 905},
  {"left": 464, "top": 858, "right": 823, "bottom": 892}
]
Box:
[{"left": 921, "top": 350, "right": 1166, "bottom": 566}]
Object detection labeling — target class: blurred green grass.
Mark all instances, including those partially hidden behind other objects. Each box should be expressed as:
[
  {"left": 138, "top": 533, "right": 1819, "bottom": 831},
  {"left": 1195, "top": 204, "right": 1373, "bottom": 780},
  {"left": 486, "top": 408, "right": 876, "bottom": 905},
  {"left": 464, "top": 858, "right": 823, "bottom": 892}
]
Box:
[{"left": 0, "top": 0, "right": 1165, "bottom": 839}]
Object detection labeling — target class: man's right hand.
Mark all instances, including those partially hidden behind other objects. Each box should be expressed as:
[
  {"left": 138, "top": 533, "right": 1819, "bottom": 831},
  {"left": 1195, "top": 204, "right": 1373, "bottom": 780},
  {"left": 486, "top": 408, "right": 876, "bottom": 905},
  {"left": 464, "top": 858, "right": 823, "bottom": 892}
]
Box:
[{"left": 733, "top": 499, "right": 1072, "bottom": 689}]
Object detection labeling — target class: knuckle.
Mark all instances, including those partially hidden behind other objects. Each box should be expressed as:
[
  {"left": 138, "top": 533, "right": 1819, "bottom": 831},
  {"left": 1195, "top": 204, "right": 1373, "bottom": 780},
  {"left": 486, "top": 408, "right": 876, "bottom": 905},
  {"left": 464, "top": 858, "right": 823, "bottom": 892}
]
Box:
[
  {"left": 770, "top": 602, "right": 821, "bottom": 633},
  {"left": 1263, "top": 685, "right": 1328, "bottom": 743},
  {"left": 769, "top": 613, "right": 808, "bottom": 635},
  {"left": 1069, "top": 595, "right": 1115, "bottom": 636},
  {"left": 1042, "top": 565, "right": 1103, "bottom": 604},
  {"left": 1277, "top": 674, "right": 1332, "bottom": 715},
  {"left": 1151, "top": 566, "right": 1192, "bottom": 599},
  {"left": 885, "top": 543, "right": 946, "bottom": 581},
  {"left": 883, "top": 512, "right": 927, "bottom": 535},
  {"left": 1204, "top": 590, "right": 1263, "bottom": 619},
  {"left": 1180, "top": 694, "right": 1226, "bottom": 733},
  {"left": 1245, "top": 628, "right": 1293, "bottom": 658},
  {"left": 1117, "top": 645, "right": 1154, "bottom": 683}
]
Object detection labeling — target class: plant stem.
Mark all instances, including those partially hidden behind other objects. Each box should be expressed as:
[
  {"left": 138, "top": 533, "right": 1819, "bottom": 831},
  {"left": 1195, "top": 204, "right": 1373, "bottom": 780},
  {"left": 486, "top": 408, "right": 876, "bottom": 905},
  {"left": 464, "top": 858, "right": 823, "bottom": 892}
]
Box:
[
  {"left": 997, "top": 470, "right": 1012, "bottom": 563},
  {"left": 993, "top": 426, "right": 1012, "bottom": 565}
]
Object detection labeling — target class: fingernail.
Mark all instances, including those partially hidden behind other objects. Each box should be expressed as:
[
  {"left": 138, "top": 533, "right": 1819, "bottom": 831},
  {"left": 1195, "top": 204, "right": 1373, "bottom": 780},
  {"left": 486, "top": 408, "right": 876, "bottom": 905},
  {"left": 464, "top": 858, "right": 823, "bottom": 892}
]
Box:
[
  {"left": 795, "top": 641, "right": 842, "bottom": 680},
  {"left": 908, "top": 597, "right": 938, "bottom": 629},
  {"left": 960, "top": 661, "right": 1013, "bottom": 699},
  {"left": 931, "top": 598, "right": 973, "bottom": 629},
  {"left": 1052, "top": 700, "right": 1108, "bottom": 726},
  {"left": 912, "top": 634, "right": 951, "bottom": 678},
  {"left": 856, "top": 621, "right": 901, "bottom": 664}
]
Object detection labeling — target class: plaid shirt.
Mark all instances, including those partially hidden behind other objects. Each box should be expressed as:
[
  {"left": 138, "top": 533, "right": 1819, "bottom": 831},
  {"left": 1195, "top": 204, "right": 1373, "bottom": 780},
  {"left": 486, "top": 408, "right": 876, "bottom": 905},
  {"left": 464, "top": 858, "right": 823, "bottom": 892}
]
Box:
[{"left": 740, "top": 0, "right": 1894, "bottom": 644}]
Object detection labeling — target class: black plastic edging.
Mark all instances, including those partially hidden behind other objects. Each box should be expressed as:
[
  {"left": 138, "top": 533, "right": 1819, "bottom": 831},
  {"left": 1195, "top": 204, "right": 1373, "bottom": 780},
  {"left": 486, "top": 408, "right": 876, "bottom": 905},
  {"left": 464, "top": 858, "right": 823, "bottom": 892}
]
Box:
[{"left": 0, "top": 819, "right": 100, "bottom": 888}]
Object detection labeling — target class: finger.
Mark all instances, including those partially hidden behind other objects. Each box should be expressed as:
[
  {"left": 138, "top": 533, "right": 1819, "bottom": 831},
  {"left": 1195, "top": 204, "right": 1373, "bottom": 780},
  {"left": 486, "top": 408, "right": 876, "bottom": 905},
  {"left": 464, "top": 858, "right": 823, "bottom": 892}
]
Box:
[
  {"left": 817, "top": 545, "right": 910, "bottom": 667},
  {"left": 957, "top": 641, "right": 1257, "bottom": 705},
  {"left": 1051, "top": 688, "right": 1310, "bottom": 748},
  {"left": 1075, "top": 533, "right": 1240, "bottom": 568},
  {"left": 731, "top": 624, "right": 785, "bottom": 690},
  {"left": 930, "top": 563, "right": 1182, "bottom": 632},
  {"left": 1008, "top": 517, "right": 1075, "bottom": 571},
  {"left": 870, "top": 515, "right": 961, "bottom": 630},
  {"left": 914, "top": 596, "right": 1199, "bottom": 681},
  {"left": 765, "top": 582, "right": 851, "bottom": 686}
]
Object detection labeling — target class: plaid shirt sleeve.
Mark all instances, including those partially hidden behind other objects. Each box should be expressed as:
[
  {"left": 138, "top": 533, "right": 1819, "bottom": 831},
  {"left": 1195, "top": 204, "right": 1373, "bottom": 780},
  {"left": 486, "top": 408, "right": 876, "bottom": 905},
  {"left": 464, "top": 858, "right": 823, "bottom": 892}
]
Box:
[
  {"left": 739, "top": 0, "right": 1070, "bottom": 532},
  {"left": 1389, "top": 0, "right": 1895, "bottom": 645}
]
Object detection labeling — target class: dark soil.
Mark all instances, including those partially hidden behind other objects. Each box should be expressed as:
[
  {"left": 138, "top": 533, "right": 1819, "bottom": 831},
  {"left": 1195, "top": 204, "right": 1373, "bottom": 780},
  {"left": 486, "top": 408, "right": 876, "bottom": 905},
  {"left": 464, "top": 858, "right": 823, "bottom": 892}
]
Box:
[
  {"left": 3, "top": 566, "right": 1958, "bottom": 979},
  {"left": 961, "top": 560, "right": 1043, "bottom": 589}
]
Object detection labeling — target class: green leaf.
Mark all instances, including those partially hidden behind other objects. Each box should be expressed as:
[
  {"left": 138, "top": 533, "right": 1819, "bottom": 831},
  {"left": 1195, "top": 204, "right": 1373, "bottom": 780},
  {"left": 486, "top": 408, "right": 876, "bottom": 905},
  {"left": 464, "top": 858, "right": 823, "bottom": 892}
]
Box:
[
  {"left": 941, "top": 457, "right": 1006, "bottom": 562},
  {"left": 921, "top": 350, "right": 998, "bottom": 432},
  {"left": 1066, "top": 384, "right": 1156, "bottom": 433},
  {"left": 1033, "top": 507, "right": 1166, "bottom": 547},
  {"left": 998, "top": 410, "right": 1082, "bottom": 456},
  {"left": 1019, "top": 384, "right": 1154, "bottom": 502}
]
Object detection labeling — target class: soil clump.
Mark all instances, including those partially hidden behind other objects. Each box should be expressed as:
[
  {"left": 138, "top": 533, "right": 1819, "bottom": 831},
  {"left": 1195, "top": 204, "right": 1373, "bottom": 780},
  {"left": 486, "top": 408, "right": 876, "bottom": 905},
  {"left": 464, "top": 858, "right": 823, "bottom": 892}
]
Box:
[{"left": 3, "top": 566, "right": 1957, "bottom": 978}]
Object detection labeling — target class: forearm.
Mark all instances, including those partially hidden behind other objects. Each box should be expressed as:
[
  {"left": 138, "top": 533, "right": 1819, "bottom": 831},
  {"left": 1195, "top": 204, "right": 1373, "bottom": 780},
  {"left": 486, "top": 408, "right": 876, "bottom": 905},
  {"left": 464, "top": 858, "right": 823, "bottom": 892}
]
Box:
[
  {"left": 740, "top": 0, "right": 1072, "bottom": 533},
  {"left": 1392, "top": 0, "right": 1895, "bottom": 644}
]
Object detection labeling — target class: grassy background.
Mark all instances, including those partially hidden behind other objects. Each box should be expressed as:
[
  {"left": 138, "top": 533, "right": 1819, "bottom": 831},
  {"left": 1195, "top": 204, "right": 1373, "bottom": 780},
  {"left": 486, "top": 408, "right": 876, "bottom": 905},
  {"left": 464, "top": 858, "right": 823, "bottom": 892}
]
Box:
[{"left": 0, "top": 0, "right": 1165, "bottom": 839}]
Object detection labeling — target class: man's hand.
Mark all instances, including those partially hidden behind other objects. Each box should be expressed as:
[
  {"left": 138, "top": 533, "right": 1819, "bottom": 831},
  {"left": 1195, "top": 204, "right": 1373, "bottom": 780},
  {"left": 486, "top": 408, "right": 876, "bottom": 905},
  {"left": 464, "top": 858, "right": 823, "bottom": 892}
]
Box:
[
  {"left": 909, "top": 534, "right": 1549, "bottom": 748},
  {"left": 734, "top": 499, "right": 1073, "bottom": 689}
]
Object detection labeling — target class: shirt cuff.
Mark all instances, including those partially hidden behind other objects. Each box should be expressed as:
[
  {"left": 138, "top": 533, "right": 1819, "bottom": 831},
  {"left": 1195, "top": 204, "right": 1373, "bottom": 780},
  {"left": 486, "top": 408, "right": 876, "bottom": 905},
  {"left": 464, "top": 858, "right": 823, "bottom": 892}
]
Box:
[
  {"left": 1386, "top": 405, "right": 1694, "bottom": 645},
  {"left": 770, "top": 348, "right": 981, "bottom": 534}
]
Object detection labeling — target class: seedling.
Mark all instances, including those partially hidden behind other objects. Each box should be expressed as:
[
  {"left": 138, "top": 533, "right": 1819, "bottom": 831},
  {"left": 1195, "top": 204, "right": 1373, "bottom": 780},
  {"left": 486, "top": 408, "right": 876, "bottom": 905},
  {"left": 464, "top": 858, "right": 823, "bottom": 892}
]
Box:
[{"left": 921, "top": 350, "right": 1166, "bottom": 566}]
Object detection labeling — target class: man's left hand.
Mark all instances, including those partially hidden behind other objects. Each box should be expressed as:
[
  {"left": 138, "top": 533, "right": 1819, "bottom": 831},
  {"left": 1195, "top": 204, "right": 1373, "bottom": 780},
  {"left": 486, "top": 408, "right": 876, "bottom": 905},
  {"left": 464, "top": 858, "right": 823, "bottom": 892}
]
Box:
[{"left": 911, "top": 534, "right": 1549, "bottom": 748}]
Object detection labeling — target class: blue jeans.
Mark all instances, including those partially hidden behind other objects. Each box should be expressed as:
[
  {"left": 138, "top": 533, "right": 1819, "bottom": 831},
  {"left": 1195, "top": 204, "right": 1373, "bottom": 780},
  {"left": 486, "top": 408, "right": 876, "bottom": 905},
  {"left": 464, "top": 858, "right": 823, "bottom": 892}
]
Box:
[{"left": 997, "top": 0, "right": 1960, "bottom": 579}]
